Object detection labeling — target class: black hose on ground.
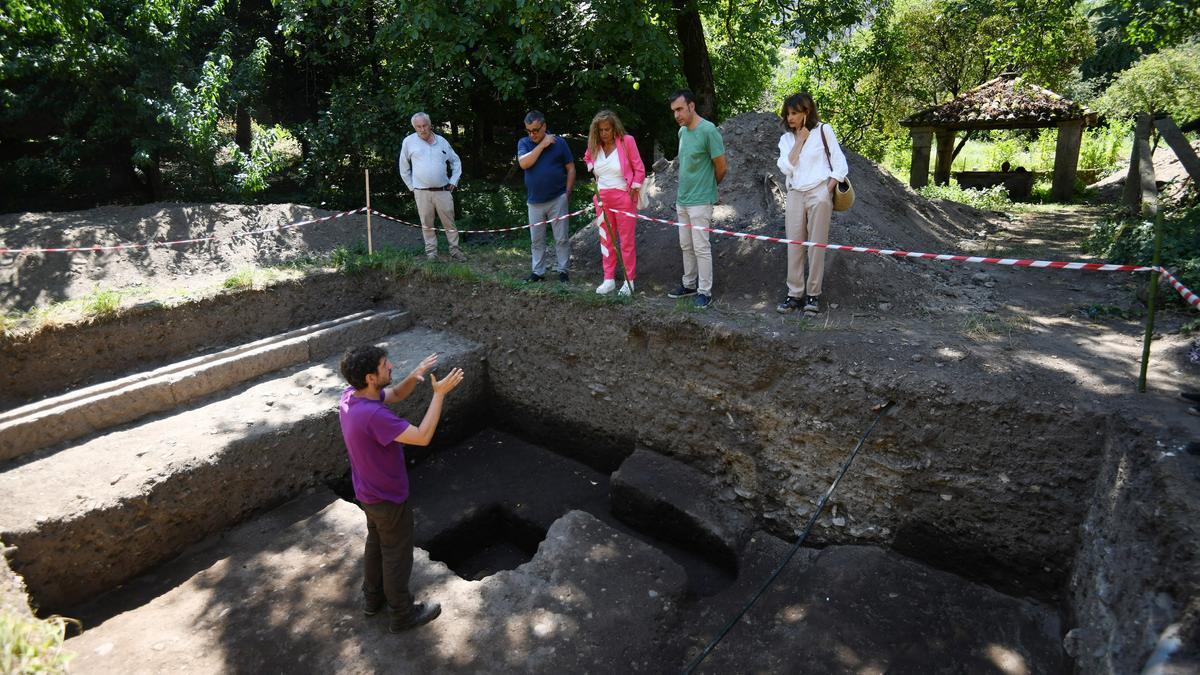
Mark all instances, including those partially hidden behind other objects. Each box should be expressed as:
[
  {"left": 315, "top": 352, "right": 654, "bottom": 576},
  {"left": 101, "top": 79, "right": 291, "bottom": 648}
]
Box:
[{"left": 682, "top": 400, "right": 895, "bottom": 675}]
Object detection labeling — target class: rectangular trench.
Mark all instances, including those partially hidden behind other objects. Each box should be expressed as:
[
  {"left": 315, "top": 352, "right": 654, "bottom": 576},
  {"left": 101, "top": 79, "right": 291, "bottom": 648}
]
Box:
[{"left": 6, "top": 270, "right": 1185, "bottom": 674}]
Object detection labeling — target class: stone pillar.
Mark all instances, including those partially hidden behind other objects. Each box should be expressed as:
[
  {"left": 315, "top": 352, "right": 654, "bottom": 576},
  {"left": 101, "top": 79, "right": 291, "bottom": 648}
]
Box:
[
  {"left": 908, "top": 127, "right": 934, "bottom": 189},
  {"left": 1051, "top": 120, "right": 1085, "bottom": 201},
  {"left": 934, "top": 129, "right": 956, "bottom": 185}
]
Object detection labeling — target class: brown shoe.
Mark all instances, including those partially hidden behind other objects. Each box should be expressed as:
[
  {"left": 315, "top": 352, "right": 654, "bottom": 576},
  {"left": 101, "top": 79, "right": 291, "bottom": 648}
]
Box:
[{"left": 389, "top": 602, "right": 441, "bottom": 632}]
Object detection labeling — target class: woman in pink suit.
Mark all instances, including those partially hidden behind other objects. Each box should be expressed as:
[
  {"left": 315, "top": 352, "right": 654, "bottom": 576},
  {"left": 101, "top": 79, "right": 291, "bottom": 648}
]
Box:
[{"left": 583, "top": 110, "right": 645, "bottom": 296}]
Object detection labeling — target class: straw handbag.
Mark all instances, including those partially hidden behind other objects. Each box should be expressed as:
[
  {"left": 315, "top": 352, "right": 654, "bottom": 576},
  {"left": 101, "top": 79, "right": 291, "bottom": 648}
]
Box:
[{"left": 820, "top": 125, "right": 854, "bottom": 211}]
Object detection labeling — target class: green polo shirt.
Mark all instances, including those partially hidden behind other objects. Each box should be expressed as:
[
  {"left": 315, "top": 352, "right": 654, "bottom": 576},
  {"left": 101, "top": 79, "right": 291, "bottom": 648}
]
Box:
[{"left": 676, "top": 118, "right": 725, "bottom": 206}]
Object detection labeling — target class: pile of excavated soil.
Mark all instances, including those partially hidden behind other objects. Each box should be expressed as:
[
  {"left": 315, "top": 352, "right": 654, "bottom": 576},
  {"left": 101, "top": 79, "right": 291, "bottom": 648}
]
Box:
[
  {"left": 0, "top": 204, "right": 422, "bottom": 311},
  {"left": 1090, "top": 138, "right": 1200, "bottom": 202},
  {"left": 570, "top": 112, "right": 1010, "bottom": 312}
]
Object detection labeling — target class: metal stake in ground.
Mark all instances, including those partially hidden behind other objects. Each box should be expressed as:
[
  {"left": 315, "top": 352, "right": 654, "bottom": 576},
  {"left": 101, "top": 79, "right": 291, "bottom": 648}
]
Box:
[{"left": 682, "top": 401, "right": 895, "bottom": 675}]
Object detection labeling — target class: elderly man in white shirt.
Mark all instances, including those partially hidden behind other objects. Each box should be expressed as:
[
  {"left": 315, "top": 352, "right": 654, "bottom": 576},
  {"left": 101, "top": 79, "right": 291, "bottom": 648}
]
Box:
[{"left": 399, "top": 112, "right": 466, "bottom": 261}]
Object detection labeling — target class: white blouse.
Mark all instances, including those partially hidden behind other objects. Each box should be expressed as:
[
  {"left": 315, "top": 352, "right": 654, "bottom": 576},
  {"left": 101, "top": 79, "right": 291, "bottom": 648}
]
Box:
[
  {"left": 777, "top": 124, "right": 849, "bottom": 192},
  {"left": 593, "top": 148, "right": 626, "bottom": 190}
]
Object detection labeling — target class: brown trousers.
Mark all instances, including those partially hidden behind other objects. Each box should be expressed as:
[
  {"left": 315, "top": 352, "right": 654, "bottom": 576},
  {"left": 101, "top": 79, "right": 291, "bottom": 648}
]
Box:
[{"left": 362, "top": 499, "right": 415, "bottom": 611}]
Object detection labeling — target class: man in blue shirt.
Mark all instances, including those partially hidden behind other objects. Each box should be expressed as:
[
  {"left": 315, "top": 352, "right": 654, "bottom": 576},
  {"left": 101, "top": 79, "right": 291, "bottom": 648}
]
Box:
[{"left": 517, "top": 110, "right": 576, "bottom": 282}]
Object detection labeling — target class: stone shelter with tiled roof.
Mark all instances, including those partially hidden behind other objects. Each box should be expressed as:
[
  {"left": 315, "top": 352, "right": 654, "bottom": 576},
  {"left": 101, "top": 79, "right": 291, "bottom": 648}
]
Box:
[{"left": 900, "top": 72, "right": 1097, "bottom": 201}]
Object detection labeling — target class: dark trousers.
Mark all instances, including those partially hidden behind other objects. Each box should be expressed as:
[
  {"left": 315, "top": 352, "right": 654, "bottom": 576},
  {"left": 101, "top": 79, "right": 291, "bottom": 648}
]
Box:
[{"left": 362, "top": 499, "right": 415, "bottom": 612}]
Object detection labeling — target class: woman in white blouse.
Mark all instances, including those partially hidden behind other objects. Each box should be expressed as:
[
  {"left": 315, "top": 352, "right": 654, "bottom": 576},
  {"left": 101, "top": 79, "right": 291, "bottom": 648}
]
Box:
[
  {"left": 584, "top": 110, "right": 646, "bottom": 296},
  {"left": 775, "top": 93, "right": 848, "bottom": 315}
]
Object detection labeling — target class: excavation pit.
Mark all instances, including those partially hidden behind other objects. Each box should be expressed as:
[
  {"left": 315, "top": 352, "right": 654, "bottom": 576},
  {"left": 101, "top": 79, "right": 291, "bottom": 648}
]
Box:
[
  {"left": 0, "top": 253, "right": 1196, "bottom": 672},
  {"left": 423, "top": 504, "right": 545, "bottom": 581}
]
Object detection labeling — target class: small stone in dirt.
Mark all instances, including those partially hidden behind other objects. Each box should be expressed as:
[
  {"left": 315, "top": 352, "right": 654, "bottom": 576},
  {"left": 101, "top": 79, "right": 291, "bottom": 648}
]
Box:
[
  {"left": 911, "top": 354, "right": 924, "bottom": 362},
  {"left": 971, "top": 272, "right": 993, "bottom": 285},
  {"left": 878, "top": 302, "right": 892, "bottom": 311}
]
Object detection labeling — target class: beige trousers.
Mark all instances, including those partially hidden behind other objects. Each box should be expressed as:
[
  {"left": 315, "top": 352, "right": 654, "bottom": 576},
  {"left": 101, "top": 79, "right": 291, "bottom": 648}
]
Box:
[
  {"left": 785, "top": 183, "right": 833, "bottom": 298},
  {"left": 414, "top": 190, "right": 460, "bottom": 255},
  {"left": 676, "top": 203, "right": 714, "bottom": 295}
]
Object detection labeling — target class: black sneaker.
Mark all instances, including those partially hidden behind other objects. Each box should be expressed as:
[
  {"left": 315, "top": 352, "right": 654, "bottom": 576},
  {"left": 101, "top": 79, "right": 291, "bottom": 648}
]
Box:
[
  {"left": 558, "top": 271, "right": 569, "bottom": 282},
  {"left": 803, "top": 295, "right": 821, "bottom": 314},
  {"left": 694, "top": 293, "right": 713, "bottom": 309},
  {"left": 524, "top": 272, "right": 545, "bottom": 283},
  {"left": 776, "top": 296, "right": 803, "bottom": 314},
  {"left": 1181, "top": 391, "right": 1200, "bottom": 403},
  {"left": 668, "top": 285, "right": 697, "bottom": 298},
  {"left": 389, "top": 602, "right": 442, "bottom": 633}
]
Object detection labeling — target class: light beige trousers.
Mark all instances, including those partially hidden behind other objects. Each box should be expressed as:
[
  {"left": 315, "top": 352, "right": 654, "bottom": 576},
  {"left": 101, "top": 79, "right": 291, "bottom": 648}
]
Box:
[
  {"left": 785, "top": 184, "right": 833, "bottom": 298},
  {"left": 414, "top": 190, "right": 460, "bottom": 255}
]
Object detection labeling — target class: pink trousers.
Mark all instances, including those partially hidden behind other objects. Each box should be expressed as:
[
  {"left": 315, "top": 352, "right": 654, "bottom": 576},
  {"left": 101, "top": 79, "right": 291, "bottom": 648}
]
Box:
[{"left": 596, "top": 188, "right": 637, "bottom": 281}]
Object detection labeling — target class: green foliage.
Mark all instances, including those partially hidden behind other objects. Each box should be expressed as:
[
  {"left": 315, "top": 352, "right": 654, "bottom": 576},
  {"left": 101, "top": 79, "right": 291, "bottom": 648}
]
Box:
[
  {"left": 0, "top": 609, "right": 75, "bottom": 673},
  {"left": 1095, "top": 42, "right": 1200, "bottom": 120},
  {"left": 919, "top": 181, "right": 1013, "bottom": 211},
  {"left": 1078, "top": 121, "right": 1129, "bottom": 171},
  {"left": 229, "top": 124, "right": 298, "bottom": 193},
  {"left": 1110, "top": 0, "right": 1200, "bottom": 50},
  {"left": 0, "top": 0, "right": 286, "bottom": 207},
  {"left": 768, "top": 0, "right": 1094, "bottom": 162},
  {"left": 704, "top": 3, "right": 781, "bottom": 118},
  {"left": 1084, "top": 194, "right": 1200, "bottom": 306},
  {"left": 82, "top": 289, "right": 121, "bottom": 317},
  {"left": 222, "top": 268, "right": 254, "bottom": 290}
]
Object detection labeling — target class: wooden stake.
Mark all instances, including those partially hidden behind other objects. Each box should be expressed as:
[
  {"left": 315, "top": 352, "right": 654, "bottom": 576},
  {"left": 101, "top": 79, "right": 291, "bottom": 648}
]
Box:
[{"left": 365, "top": 169, "right": 373, "bottom": 255}]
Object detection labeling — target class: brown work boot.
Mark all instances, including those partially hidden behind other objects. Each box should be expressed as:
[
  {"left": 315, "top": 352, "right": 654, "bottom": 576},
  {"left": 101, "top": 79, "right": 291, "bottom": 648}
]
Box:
[{"left": 389, "top": 602, "right": 441, "bottom": 633}]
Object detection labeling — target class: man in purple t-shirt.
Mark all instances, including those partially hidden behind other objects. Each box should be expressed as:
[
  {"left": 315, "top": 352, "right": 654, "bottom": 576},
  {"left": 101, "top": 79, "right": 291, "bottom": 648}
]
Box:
[{"left": 338, "top": 345, "right": 464, "bottom": 633}]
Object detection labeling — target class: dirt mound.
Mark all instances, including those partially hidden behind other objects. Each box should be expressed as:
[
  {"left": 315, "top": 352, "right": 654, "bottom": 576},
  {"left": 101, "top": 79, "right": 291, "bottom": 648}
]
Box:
[
  {"left": 570, "top": 112, "right": 1005, "bottom": 310},
  {"left": 0, "top": 203, "right": 420, "bottom": 310},
  {"left": 1090, "top": 138, "right": 1199, "bottom": 203}
]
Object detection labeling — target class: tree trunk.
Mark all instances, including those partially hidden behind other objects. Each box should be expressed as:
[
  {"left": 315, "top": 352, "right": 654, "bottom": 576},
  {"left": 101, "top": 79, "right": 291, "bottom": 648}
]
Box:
[
  {"left": 235, "top": 104, "right": 253, "bottom": 153},
  {"left": 673, "top": 0, "right": 718, "bottom": 120}
]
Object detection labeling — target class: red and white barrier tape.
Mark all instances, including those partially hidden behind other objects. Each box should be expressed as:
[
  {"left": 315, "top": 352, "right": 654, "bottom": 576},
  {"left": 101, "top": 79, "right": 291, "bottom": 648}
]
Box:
[
  {"left": 369, "top": 207, "right": 588, "bottom": 234},
  {"left": 1159, "top": 268, "right": 1200, "bottom": 308},
  {"left": 599, "top": 206, "right": 1200, "bottom": 308},
  {"left": 0, "top": 207, "right": 368, "bottom": 256},
  {"left": 609, "top": 208, "right": 1156, "bottom": 272}
]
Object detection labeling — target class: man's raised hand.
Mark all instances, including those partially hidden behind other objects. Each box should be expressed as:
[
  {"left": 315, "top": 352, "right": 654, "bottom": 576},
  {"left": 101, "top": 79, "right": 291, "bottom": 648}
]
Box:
[
  {"left": 431, "top": 367, "right": 465, "bottom": 395},
  {"left": 411, "top": 353, "right": 439, "bottom": 382}
]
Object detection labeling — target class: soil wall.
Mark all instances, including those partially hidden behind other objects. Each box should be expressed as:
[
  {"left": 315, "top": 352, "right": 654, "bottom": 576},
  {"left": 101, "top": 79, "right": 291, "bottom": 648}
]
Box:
[
  {"left": 1068, "top": 421, "right": 1200, "bottom": 674},
  {"left": 0, "top": 272, "right": 390, "bottom": 410},
  {"left": 391, "top": 274, "right": 1103, "bottom": 601}
]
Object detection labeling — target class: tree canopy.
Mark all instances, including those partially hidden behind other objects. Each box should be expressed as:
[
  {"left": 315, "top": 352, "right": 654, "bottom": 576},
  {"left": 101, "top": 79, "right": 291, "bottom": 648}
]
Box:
[{"left": 0, "top": 0, "right": 1182, "bottom": 212}]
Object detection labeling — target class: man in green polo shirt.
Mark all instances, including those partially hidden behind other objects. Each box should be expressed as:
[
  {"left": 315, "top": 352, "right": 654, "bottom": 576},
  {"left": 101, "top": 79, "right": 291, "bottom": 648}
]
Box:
[{"left": 666, "top": 89, "right": 726, "bottom": 308}]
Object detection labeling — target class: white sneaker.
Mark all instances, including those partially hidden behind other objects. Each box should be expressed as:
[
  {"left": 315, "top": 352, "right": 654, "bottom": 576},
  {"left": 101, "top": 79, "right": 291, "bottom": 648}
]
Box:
[
  {"left": 618, "top": 280, "right": 634, "bottom": 296},
  {"left": 595, "top": 279, "right": 616, "bottom": 294}
]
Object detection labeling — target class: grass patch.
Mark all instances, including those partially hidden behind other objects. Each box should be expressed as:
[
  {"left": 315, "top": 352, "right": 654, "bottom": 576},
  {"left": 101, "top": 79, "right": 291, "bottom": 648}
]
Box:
[
  {"left": 81, "top": 289, "right": 121, "bottom": 318},
  {"left": 961, "top": 312, "right": 1034, "bottom": 341},
  {"left": 0, "top": 609, "right": 76, "bottom": 673},
  {"left": 222, "top": 268, "right": 255, "bottom": 290}
]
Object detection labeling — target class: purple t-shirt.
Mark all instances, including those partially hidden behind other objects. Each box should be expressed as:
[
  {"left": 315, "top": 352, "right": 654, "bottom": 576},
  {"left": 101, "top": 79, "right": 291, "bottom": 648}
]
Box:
[{"left": 338, "top": 387, "right": 412, "bottom": 504}]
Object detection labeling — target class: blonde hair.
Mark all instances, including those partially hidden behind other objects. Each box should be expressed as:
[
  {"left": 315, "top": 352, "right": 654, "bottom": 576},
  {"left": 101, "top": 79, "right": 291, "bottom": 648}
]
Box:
[{"left": 587, "top": 110, "right": 627, "bottom": 159}]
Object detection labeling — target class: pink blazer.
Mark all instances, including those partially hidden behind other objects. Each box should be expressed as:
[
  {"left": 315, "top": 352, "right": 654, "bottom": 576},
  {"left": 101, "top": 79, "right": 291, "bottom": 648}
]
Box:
[{"left": 584, "top": 133, "right": 646, "bottom": 191}]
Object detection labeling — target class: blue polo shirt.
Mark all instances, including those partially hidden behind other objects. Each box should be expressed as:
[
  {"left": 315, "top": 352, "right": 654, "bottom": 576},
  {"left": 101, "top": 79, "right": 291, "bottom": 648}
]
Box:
[{"left": 518, "top": 135, "right": 575, "bottom": 204}]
